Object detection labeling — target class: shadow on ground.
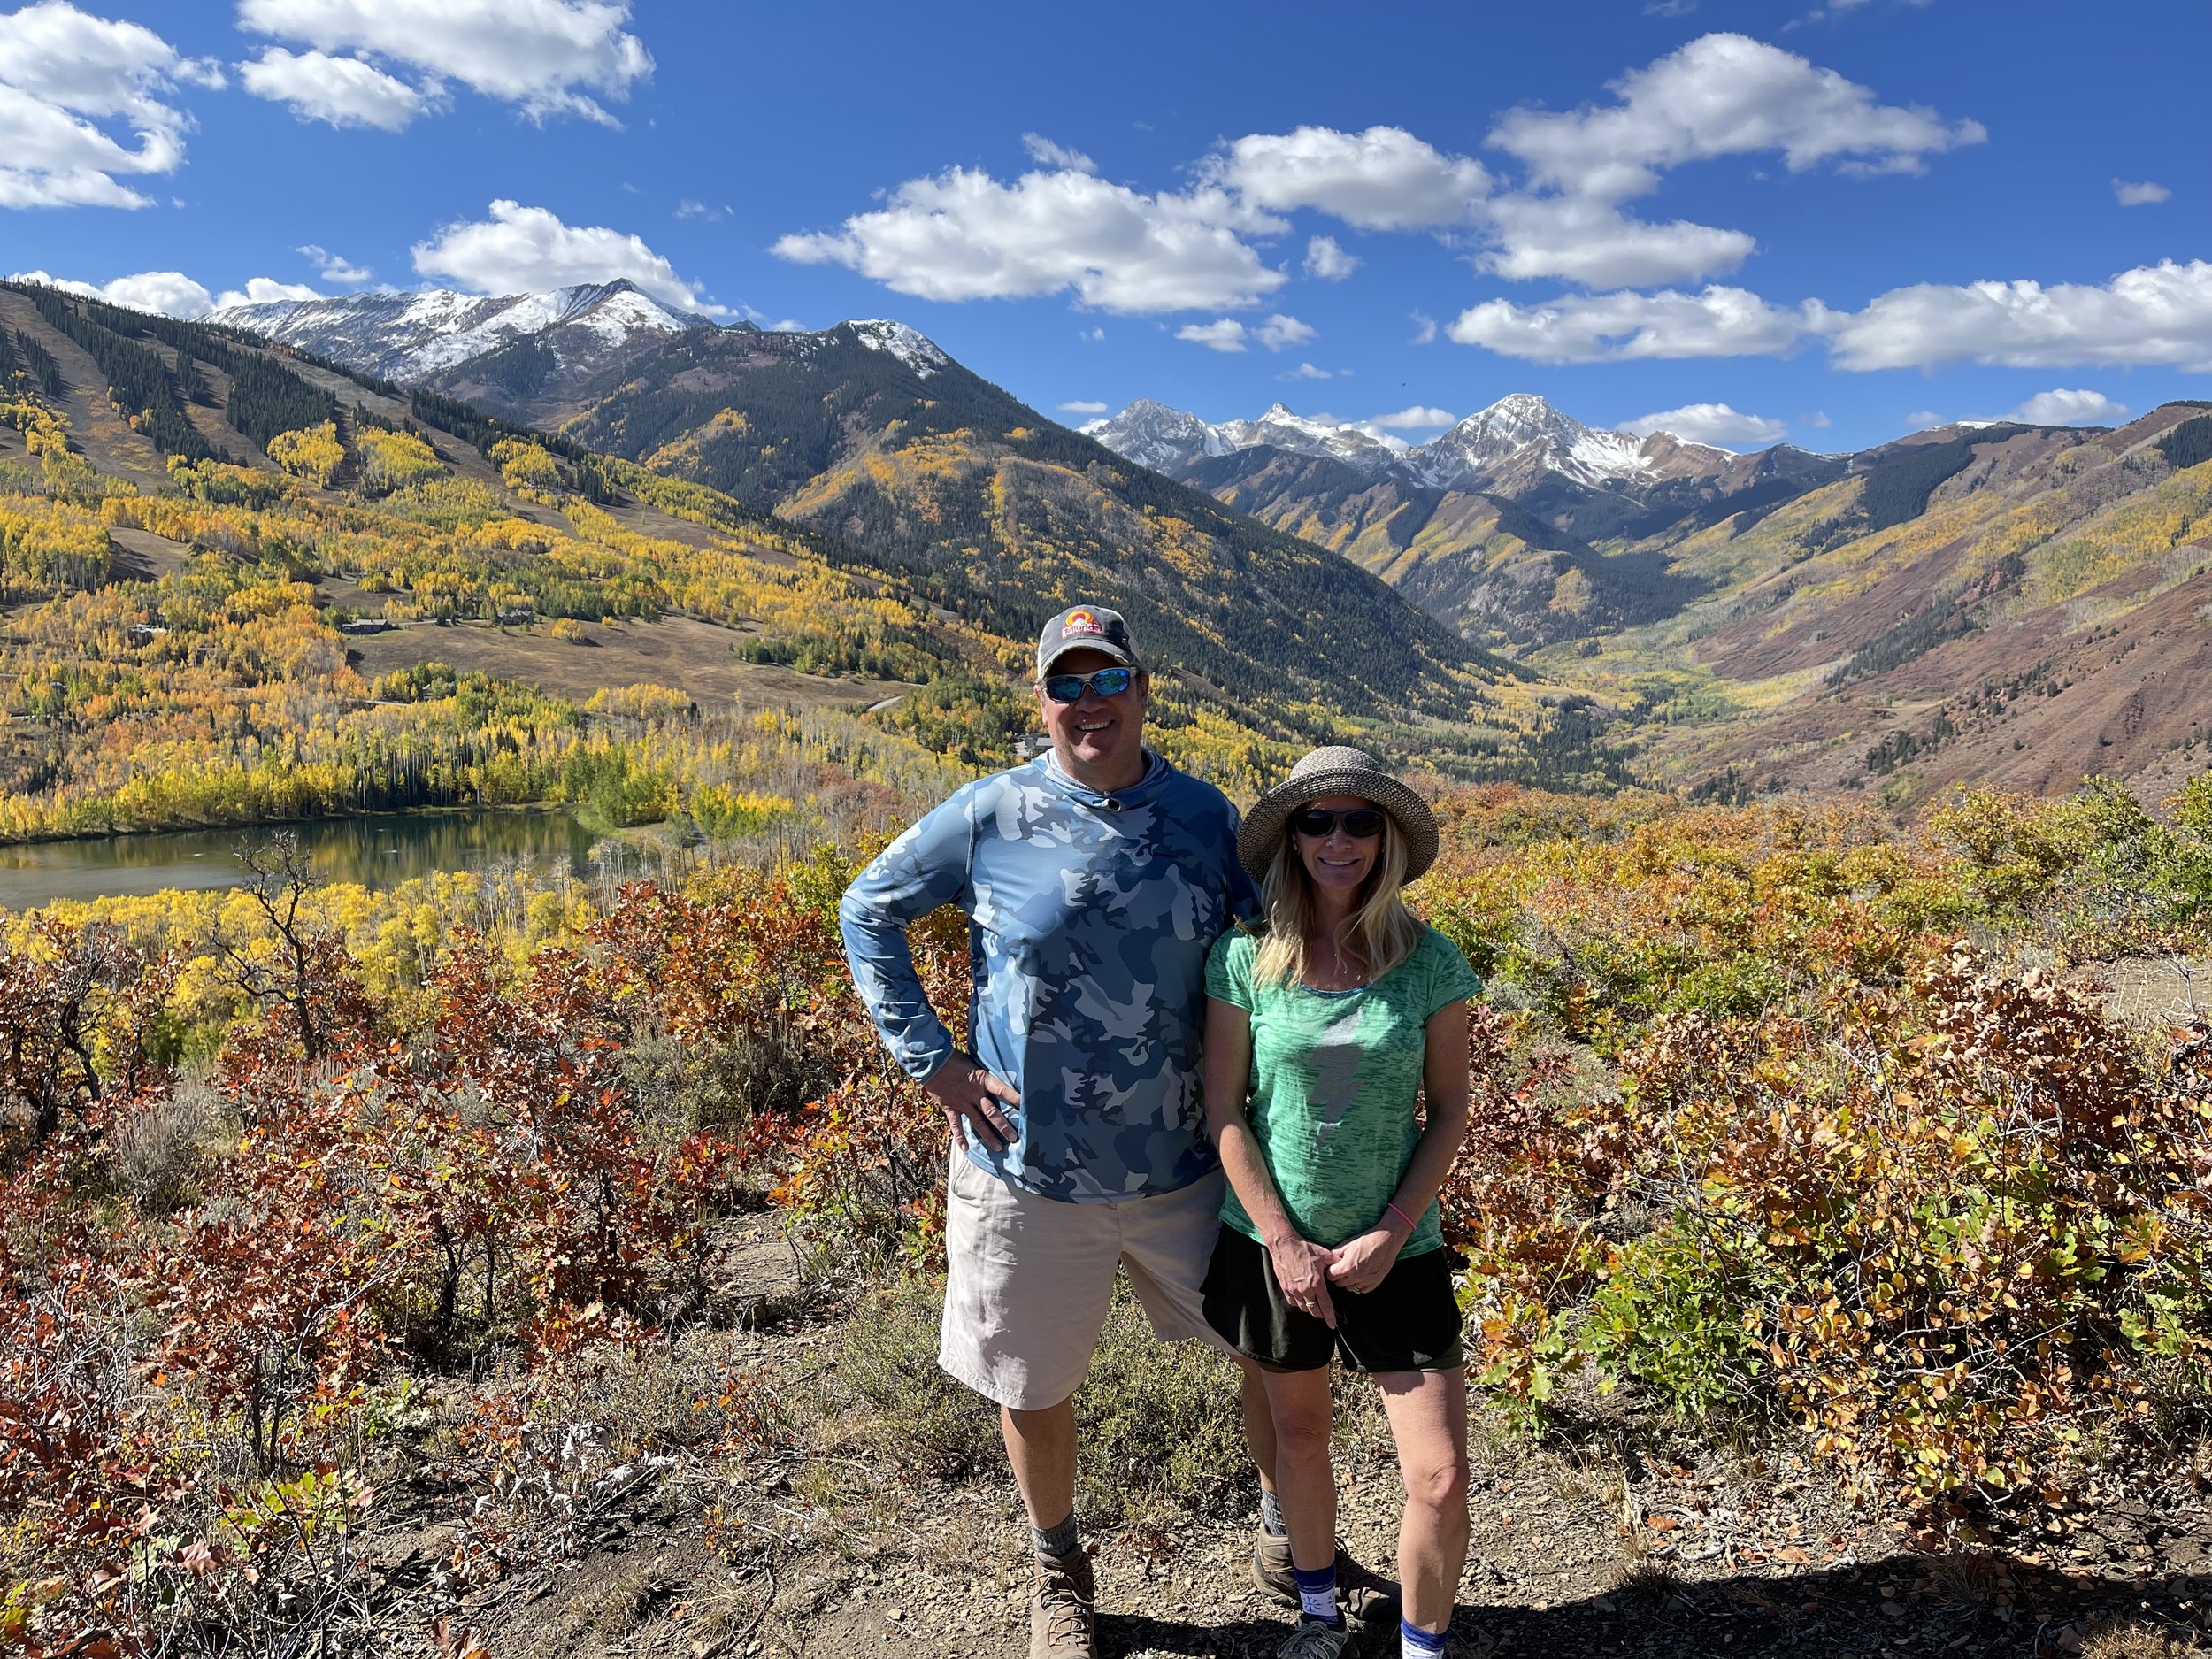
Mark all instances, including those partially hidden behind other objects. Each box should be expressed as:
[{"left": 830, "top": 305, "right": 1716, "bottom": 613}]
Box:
[{"left": 1075, "top": 1555, "right": 2204, "bottom": 1658}]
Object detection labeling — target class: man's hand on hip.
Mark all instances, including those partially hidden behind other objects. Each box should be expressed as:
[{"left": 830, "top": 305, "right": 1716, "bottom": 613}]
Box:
[{"left": 922, "top": 1052, "right": 1020, "bottom": 1152}]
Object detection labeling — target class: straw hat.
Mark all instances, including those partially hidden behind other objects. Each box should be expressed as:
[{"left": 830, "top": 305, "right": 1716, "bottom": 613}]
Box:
[{"left": 1238, "top": 745, "right": 1440, "bottom": 883}]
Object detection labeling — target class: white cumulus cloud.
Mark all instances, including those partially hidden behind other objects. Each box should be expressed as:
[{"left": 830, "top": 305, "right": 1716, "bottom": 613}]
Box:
[
  {"left": 1816, "top": 259, "right": 2212, "bottom": 372},
  {"left": 1207, "top": 124, "right": 1489, "bottom": 229},
  {"left": 296, "top": 243, "right": 372, "bottom": 282},
  {"left": 1056, "top": 399, "right": 1108, "bottom": 414},
  {"left": 1622, "top": 402, "right": 1788, "bottom": 449},
  {"left": 215, "top": 275, "right": 323, "bottom": 309},
  {"left": 1489, "top": 33, "right": 1984, "bottom": 200},
  {"left": 237, "top": 46, "right": 427, "bottom": 129},
  {"left": 1176, "top": 318, "right": 1249, "bottom": 352},
  {"left": 235, "top": 0, "right": 652, "bottom": 126},
  {"left": 0, "top": 1, "right": 220, "bottom": 209},
  {"left": 11, "top": 266, "right": 209, "bottom": 314},
  {"left": 1479, "top": 33, "right": 1982, "bottom": 288},
  {"left": 1304, "top": 235, "right": 1359, "bottom": 280},
  {"left": 1365, "top": 405, "right": 1457, "bottom": 429},
  {"left": 1279, "top": 362, "right": 1333, "bottom": 380},
  {"left": 2003, "top": 388, "right": 2131, "bottom": 426},
  {"left": 1449, "top": 284, "right": 1808, "bottom": 363},
  {"left": 2114, "top": 179, "right": 2170, "bottom": 207},
  {"left": 412, "top": 199, "right": 724, "bottom": 312},
  {"left": 7, "top": 267, "right": 323, "bottom": 318},
  {"left": 1253, "top": 313, "right": 1316, "bottom": 351},
  {"left": 775, "top": 166, "right": 1286, "bottom": 313},
  {"left": 1479, "top": 193, "right": 1756, "bottom": 288}
]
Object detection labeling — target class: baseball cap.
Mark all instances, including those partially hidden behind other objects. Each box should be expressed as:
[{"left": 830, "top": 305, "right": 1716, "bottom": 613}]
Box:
[{"left": 1036, "top": 604, "right": 1141, "bottom": 677}]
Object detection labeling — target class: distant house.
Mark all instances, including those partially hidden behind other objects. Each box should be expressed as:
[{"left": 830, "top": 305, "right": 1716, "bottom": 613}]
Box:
[{"left": 340, "top": 618, "right": 393, "bottom": 635}]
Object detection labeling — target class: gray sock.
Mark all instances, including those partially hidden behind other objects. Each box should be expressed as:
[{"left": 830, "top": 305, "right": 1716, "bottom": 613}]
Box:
[
  {"left": 1260, "top": 1486, "right": 1288, "bottom": 1537},
  {"left": 1032, "top": 1511, "right": 1079, "bottom": 1559}
]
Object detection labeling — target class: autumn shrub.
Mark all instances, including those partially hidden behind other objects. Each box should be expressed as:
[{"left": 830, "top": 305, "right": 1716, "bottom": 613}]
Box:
[
  {"left": 1459, "top": 941, "right": 2212, "bottom": 1525},
  {"left": 1927, "top": 780, "right": 2212, "bottom": 957}
]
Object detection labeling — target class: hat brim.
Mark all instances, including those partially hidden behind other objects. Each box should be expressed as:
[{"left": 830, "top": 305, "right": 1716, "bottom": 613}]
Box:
[
  {"left": 1238, "top": 768, "right": 1440, "bottom": 883},
  {"left": 1039, "top": 641, "right": 1138, "bottom": 676}
]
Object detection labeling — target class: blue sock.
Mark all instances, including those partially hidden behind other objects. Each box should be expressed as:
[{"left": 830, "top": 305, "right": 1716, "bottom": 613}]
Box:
[
  {"left": 1401, "top": 1616, "right": 1448, "bottom": 1656},
  {"left": 1294, "top": 1563, "right": 1340, "bottom": 1627}
]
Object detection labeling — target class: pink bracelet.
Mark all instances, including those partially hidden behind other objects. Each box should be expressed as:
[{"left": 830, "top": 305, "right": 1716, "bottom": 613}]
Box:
[{"left": 1384, "top": 1201, "right": 1417, "bottom": 1233}]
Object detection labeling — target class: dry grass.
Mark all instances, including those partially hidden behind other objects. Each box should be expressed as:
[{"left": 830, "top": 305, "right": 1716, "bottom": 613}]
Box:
[
  {"left": 2080, "top": 1617, "right": 2199, "bottom": 1658},
  {"left": 1609, "top": 1556, "right": 1684, "bottom": 1602}
]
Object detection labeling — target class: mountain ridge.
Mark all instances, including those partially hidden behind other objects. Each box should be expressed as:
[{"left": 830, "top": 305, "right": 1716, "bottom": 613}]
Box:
[
  {"left": 34, "top": 276, "right": 2210, "bottom": 805},
  {"left": 209, "top": 279, "right": 730, "bottom": 388}
]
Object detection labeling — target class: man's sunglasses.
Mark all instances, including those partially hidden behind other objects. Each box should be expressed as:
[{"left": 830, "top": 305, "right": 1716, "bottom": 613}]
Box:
[
  {"left": 1041, "top": 666, "right": 1135, "bottom": 703},
  {"left": 1293, "top": 807, "right": 1386, "bottom": 840}
]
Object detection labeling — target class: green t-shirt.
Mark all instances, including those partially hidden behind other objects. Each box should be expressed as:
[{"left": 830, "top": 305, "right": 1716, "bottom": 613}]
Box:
[{"left": 1206, "top": 924, "right": 1480, "bottom": 1256}]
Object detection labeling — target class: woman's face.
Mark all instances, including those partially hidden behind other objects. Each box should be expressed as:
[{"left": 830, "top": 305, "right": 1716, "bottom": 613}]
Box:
[{"left": 1293, "top": 793, "right": 1381, "bottom": 899}]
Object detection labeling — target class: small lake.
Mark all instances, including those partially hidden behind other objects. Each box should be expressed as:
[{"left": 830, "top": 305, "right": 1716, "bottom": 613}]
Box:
[{"left": 0, "top": 810, "right": 611, "bottom": 910}]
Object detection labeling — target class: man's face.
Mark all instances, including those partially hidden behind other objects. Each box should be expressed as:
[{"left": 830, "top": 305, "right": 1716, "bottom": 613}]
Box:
[{"left": 1035, "top": 646, "right": 1148, "bottom": 780}]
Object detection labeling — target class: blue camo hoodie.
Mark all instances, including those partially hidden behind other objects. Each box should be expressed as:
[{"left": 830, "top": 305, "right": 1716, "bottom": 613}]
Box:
[{"left": 839, "top": 749, "right": 1258, "bottom": 1202}]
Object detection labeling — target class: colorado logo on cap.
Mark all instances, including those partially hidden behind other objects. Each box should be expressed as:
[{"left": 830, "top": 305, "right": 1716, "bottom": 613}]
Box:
[{"left": 1062, "top": 608, "right": 1106, "bottom": 637}]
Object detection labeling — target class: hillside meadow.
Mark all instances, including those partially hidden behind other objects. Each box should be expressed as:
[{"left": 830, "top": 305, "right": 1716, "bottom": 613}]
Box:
[{"left": 4, "top": 769, "right": 2211, "bottom": 1656}]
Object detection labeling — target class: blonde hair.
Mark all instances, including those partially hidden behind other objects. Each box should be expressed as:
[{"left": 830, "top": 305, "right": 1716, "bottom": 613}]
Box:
[{"left": 1250, "top": 808, "right": 1420, "bottom": 988}]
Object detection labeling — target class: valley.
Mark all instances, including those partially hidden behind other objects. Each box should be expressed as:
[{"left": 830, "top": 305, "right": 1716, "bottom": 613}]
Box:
[
  {"left": 9, "top": 276, "right": 2212, "bottom": 1659},
  {"left": 3, "top": 272, "right": 2206, "bottom": 887}
]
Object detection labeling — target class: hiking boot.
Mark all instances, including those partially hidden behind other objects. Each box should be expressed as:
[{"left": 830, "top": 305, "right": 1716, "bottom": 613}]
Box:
[
  {"left": 1029, "top": 1547, "right": 1096, "bottom": 1659},
  {"left": 1277, "top": 1616, "right": 1358, "bottom": 1658},
  {"left": 1250, "top": 1532, "right": 1399, "bottom": 1631}
]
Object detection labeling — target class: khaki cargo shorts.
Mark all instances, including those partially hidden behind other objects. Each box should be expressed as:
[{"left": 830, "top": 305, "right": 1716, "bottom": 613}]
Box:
[{"left": 939, "top": 1147, "right": 1241, "bottom": 1410}]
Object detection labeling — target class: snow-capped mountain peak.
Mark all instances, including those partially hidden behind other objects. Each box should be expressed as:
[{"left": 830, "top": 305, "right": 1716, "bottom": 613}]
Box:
[
  {"left": 1079, "top": 399, "right": 1234, "bottom": 472},
  {"left": 1082, "top": 398, "right": 1405, "bottom": 476},
  {"left": 1405, "top": 394, "right": 1650, "bottom": 491},
  {"left": 206, "top": 279, "right": 723, "bottom": 384},
  {"left": 846, "top": 319, "right": 949, "bottom": 378}
]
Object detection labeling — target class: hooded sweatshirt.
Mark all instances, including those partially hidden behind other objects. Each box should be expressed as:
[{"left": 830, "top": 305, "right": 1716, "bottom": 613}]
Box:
[{"left": 840, "top": 749, "right": 1257, "bottom": 1202}]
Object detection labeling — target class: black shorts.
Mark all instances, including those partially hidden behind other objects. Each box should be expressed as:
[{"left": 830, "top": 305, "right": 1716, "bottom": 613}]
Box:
[{"left": 1201, "top": 1225, "right": 1465, "bottom": 1375}]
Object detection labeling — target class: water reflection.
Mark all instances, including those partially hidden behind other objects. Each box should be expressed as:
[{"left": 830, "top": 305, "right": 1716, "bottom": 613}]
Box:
[{"left": 0, "top": 810, "right": 618, "bottom": 910}]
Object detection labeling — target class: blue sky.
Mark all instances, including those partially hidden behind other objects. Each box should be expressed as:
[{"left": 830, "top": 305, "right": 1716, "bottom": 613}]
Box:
[{"left": 3, "top": 0, "right": 2208, "bottom": 454}]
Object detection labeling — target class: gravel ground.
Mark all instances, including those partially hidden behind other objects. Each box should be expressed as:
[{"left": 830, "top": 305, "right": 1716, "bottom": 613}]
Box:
[{"left": 360, "top": 1221, "right": 2212, "bottom": 1659}]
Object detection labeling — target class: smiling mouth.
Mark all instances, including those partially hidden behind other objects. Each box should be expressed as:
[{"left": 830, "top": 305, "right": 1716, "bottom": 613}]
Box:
[
  {"left": 1074, "top": 718, "right": 1113, "bottom": 735},
  {"left": 1317, "top": 855, "right": 1363, "bottom": 869}
]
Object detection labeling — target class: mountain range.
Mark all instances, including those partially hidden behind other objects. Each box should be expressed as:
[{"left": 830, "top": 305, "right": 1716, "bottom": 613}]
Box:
[
  {"left": 33, "top": 280, "right": 1564, "bottom": 788},
  {"left": 169, "top": 282, "right": 2212, "bottom": 802}
]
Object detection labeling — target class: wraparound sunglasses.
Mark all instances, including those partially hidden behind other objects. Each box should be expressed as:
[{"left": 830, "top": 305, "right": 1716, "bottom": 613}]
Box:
[
  {"left": 1293, "top": 807, "right": 1386, "bottom": 839},
  {"left": 1041, "top": 666, "right": 1135, "bottom": 703}
]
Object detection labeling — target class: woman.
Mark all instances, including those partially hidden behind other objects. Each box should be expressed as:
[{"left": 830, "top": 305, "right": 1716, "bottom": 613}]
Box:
[{"left": 1202, "top": 746, "right": 1478, "bottom": 1659}]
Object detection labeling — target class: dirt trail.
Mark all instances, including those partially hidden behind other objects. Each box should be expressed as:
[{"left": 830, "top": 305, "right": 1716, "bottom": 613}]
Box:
[{"left": 373, "top": 1225, "right": 2212, "bottom": 1659}]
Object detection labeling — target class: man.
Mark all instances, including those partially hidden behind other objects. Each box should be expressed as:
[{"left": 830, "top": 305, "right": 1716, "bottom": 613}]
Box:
[{"left": 841, "top": 605, "right": 1391, "bottom": 1657}]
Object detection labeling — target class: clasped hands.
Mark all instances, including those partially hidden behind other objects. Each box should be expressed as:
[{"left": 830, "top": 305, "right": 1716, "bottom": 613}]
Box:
[{"left": 1265, "top": 1224, "right": 1406, "bottom": 1328}]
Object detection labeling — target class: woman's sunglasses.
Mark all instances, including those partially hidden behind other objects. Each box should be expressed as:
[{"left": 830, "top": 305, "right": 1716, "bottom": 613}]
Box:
[
  {"left": 1292, "top": 807, "right": 1386, "bottom": 840},
  {"left": 1041, "top": 666, "right": 1135, "bottom": 703}
]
